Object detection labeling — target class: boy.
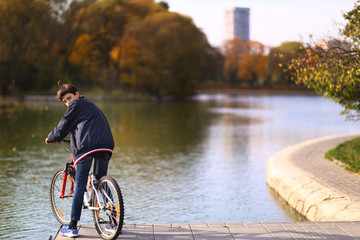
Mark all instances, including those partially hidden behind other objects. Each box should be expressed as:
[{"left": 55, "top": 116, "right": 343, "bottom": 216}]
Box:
[{"left": 45, "top": 84, "right": 114, "bottom": 238}]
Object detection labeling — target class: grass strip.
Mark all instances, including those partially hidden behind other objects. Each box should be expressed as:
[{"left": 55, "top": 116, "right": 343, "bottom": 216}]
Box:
[{"left": 325, "top": 137, "right": 360, "bottom": 173}]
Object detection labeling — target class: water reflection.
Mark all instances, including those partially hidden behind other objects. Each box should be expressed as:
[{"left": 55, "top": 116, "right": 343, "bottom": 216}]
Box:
[{"left": 0, "top": 93, "right": 358, "bottom": 240}]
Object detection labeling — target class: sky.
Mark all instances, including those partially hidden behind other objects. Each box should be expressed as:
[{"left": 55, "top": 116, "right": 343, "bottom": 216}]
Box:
[{"left": 155, "top": 0, "right": 357, "bottom": 48}]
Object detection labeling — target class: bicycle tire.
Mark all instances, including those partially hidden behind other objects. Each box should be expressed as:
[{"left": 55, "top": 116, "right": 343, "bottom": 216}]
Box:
[
  {"left": 49, "top": 169, "right": 73, "bottom": 224},
  {"left": 92, "top": 176, "right": 124, "bottom": 240}
]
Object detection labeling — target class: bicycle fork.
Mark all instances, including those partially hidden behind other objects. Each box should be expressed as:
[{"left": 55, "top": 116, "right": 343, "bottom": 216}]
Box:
[{"left": 60, "top": 171, "right": 74, "bottom": 199}]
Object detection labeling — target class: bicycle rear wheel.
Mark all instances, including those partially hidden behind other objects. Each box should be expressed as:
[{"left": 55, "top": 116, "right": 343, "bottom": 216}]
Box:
[
  {"left": 92, "top": 176, "right": 124, "bottom": 240},
  {"left": 49, "top": 169, "right": 73, "bottom": 224}
]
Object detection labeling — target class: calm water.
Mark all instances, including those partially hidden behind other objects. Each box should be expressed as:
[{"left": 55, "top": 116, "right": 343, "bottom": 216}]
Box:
[{"left": 0, "top": 93, "right": 359, "bottom": 239}]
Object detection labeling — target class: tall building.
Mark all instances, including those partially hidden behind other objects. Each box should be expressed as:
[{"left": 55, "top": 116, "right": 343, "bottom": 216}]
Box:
[{"left": 224, "top": 7, "right": 250, "bottom": 43}]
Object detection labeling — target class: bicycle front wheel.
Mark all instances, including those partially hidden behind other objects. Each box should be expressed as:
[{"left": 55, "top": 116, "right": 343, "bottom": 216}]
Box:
[
  {"left": 49, "top": 169, "right": 73, "bottom": 224},
  {"left": 92, "top": 176, "right": 124, "bottom": 240}
]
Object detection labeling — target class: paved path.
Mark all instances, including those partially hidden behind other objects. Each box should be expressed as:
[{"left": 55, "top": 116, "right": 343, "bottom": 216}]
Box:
[
  {"left": 54, "top": 222, "right": 360, "bottom": 239},
  {"left": 290, "top": 135, "right": 360, "bottom": 202},
  {"left": 267, "top": 134, "right": 360, "bottom": 221}
]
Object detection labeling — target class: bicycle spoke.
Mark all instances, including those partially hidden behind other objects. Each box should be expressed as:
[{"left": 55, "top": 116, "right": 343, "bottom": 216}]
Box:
[
  {"left": 100, "top": 188, "right": 114, "bottom": 204},
  {"left": 92, "top": 176, "right": 124, "bottom": 240},
  {"left": 50, "top": 169, "right": 72, "bottom": 224}
]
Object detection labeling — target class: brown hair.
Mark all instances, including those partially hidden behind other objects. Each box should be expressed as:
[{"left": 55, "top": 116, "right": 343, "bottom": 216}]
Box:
[{"left": 56, "top": 84, "right": 78, "bottom": 101}]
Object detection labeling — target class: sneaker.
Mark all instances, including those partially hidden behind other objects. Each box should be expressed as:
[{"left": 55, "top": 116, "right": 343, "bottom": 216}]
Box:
[
  {"left": 105, "top": 224, "right": 117, "bottom": 234},
  {"left": 60, "top": 225, "right": 79, "bottom": 238}
]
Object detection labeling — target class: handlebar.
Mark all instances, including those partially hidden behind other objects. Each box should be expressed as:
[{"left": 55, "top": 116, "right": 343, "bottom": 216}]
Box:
[{"left": 59, "top": 139, "right": 71, "bottom": 153}]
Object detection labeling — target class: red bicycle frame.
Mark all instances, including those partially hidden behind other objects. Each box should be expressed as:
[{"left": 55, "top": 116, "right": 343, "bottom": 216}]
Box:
[{"left": 60, "top": 155, "right": 75, "bottom": 199}]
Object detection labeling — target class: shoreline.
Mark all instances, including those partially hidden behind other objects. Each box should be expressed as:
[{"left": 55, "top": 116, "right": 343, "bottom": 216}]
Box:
[
  {"left": 196, "top": 86, "right": 317, "bottom": 95},
  {"left": 266, "top": 134, "right": 360, "bottom": 221},
  {"left": 0, "top": 87, "right": 318, "bottom": 104}
]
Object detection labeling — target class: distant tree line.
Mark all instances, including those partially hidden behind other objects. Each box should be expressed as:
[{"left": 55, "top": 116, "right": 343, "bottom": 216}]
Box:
[
  {"left": 222, "top": 38, "right": 305, "bottom": 88},
  {"left": 0, "top": 0, "right": 307, "bottom": 98}
]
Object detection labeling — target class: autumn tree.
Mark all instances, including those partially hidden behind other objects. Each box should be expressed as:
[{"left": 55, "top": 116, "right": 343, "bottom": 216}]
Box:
[
  {"left": 289, "top": 1, "right": 360, "bottom": 117},
  {"left": 267, "top": 41, "right": 304, "bottom": 86},
  {"left": 238, "top": 41, "right": 267, "bottom": 86},
  {"left": 44, "top": 0, "right": 93, "bottom": 87},
  {"left": 223, "top": 38, "right": 268, "bottom": 86},
  {"left": 68, "top": 0, "right": 128, "bottom": 89},
  {"left": 223, "top": 37, "right": 246, "bottom": 84},
  {"left": 119, "top": 11, "right": 211, "bottom": 97},
  {"left": 0, "top": 0, "right": 221, "bottom": 97},
  {"left": 0, "top": 0, "right": 58, "bottom": 95}
]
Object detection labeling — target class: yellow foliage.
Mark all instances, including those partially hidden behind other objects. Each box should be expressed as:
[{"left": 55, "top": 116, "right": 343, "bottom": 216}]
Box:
[
  {"left": 110, "top": 45, "right": 121, "bottom": 61},
  {"left": 119, "top": 36, "right": 140, "bottom": 69},
  {"left": 68, "top": 34, "right": 100, "bottom": 67}
]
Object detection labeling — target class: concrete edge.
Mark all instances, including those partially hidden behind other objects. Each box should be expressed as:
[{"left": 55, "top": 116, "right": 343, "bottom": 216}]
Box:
[{"left": 266, "top": 133, "right": 360, "bottom": 221}]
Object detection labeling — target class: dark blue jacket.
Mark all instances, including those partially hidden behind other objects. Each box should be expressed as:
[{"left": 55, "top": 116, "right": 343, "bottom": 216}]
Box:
[{"left": 47, "top": 96, "right": 114, "bottom": 164}]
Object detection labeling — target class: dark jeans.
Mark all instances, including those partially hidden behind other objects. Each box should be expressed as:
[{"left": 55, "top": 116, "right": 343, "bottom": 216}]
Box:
[{"left": 71, "top": 152, "right": 110, "bottom": 221}]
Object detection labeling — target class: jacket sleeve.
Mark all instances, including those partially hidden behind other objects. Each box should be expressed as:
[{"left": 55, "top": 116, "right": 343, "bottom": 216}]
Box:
[{"left": 47, "top": 103, "right": 79, "bottom": 142}]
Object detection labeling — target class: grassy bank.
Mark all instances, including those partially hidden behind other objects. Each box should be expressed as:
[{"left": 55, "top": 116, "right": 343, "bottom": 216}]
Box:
[{"left": 325, "top": 137, "right": 360, "bottom": 174}]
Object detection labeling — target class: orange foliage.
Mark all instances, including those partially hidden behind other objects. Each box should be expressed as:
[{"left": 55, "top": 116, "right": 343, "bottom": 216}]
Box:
[
  {"left": 223, "top": 37, "right": 245, "bottom": 72},
  {"left": 223, "top": 38, "right": 267, "bottom": 84},
  {"left": 68, "top": 34, "right": 101, "bottom": 68}
]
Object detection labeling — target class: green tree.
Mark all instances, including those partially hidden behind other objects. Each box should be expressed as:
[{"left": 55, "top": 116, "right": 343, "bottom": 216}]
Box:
[
  {"left": 158, "top": 1, "right": 169, "bottom": 10},
  {"left": 199, "top": 46, "right": 224, "bottom": 85},
  {"left": 125, "top": 0, "right": 165, "bottom": 21},
  {"left": 267, "top": 41, "right": 304, "bottom": 87},
  {"left": 289, "top": 1, "right": 360, "bottom": 117}
]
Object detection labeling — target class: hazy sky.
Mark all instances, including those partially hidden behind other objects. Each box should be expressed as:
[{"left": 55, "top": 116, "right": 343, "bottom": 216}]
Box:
[{"left": 156, "top": 0, "right": 356, "bottom": 47}]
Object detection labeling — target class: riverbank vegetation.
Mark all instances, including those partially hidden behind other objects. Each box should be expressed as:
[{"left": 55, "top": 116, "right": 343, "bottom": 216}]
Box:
[
  {"left": 326, "top": 137, "right": 360, "bottom": 174},
  {"left": 2, "top": 0, "right": 359, "bottom": 99},
  {"left": 288, "top": 1, "right": 360, "bottom": 118},
  {"left": 287, "top": 1, "right": 360, "bottom": 168},
  {"left": 0, "top": 0, "right": 313, "bottom": 99}
]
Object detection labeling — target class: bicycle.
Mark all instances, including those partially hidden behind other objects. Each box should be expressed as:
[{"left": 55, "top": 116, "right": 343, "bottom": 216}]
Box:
[{"left": 49, "top": 139, "right": 124, "bottom": 240}]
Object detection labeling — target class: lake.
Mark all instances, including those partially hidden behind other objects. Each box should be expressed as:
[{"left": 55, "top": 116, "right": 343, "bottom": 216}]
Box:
[{"left": 0, "top": 92, "right": 358, "bottom": 240}]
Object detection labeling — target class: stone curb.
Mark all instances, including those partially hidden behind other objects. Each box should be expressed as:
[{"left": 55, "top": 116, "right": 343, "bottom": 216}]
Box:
[{"left": 266, "top": 134, "right": 360, "bottom": 221}]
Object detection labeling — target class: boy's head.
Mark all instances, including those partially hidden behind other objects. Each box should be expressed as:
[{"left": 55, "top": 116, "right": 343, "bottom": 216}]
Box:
[{"left": 57, "top": 84, "right": 80, "bottom": 106}]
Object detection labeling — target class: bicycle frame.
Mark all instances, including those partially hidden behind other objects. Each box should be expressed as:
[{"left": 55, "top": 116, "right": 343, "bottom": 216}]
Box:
[
  {"left": 58, "top": 139, "right": 113, "bottom": 212},
  {"left": 59, "top": 161, "right": 109, "bottom": 212},
  {"left": 60, "top": 163, "right": 74, "bottom": 199},
  {"left": 86, "top": 172, "right": 103, "bottom": 211}
]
